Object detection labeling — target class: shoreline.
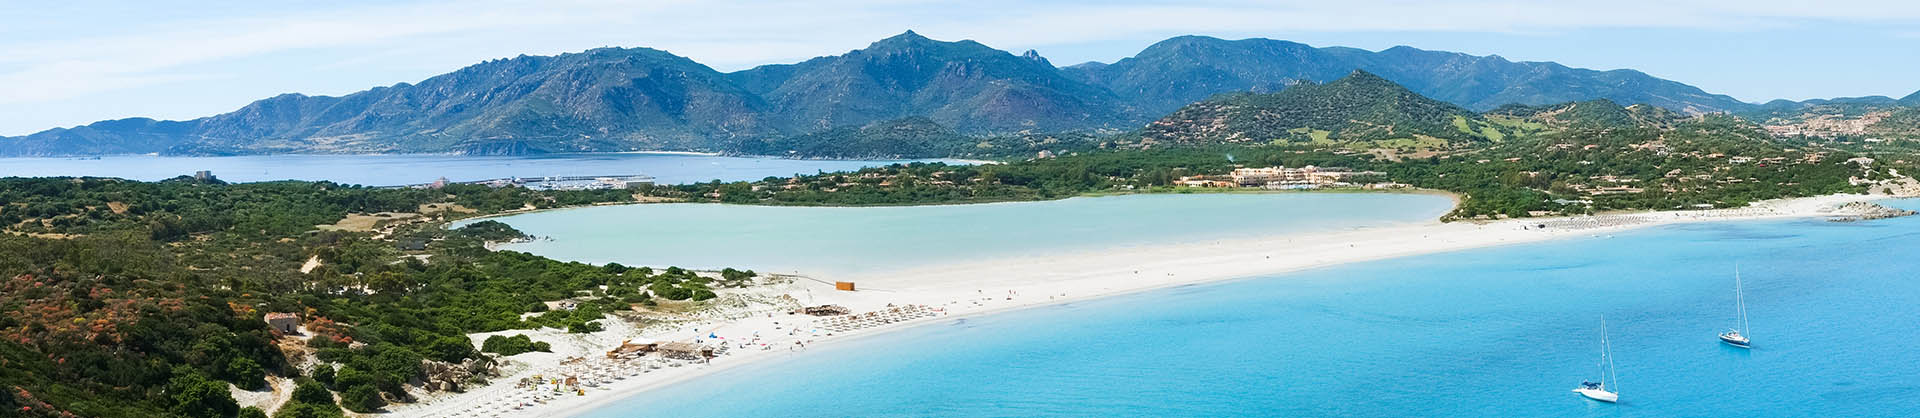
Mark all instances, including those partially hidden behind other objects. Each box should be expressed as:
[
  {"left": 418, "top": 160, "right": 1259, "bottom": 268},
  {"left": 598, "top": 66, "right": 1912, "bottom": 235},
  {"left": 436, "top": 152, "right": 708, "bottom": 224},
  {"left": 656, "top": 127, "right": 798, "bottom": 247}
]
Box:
[{"left": 390, "top": 193, "right": 1885, "bottom": 418}]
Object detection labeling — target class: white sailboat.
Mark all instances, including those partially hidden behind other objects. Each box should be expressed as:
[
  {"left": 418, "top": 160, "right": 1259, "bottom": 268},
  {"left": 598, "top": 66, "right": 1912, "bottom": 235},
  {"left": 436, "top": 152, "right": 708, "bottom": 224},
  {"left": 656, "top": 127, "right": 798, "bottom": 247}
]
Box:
[
  {"left": 1719, "top": 265, "right": 1752, "bottom": 348},
  {"left": 1574, "top": 318, "right": 1620, "bottom": 403}
]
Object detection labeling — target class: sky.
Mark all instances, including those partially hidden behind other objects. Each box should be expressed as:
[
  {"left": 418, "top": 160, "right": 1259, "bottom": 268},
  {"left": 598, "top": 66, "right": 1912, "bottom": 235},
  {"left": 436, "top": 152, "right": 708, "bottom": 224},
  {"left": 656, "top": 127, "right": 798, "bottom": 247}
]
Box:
[{"left": 3, "top": 0, "right": 1919, "bottom": 136}]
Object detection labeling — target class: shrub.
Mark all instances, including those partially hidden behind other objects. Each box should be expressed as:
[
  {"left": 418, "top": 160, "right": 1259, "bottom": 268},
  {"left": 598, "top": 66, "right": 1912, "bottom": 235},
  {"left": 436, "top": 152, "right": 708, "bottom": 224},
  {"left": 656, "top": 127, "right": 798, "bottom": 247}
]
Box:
[
  {"left": 311, "top": 364, "right": 336, "bottom": 388},
  {"left": 290, "top": 379, "right": 333, "bottom": 406},
  {"left": 691, "top": 289, "right": 718, "bottom": 301},
  {"left": 332, "top": 365, "right": 373, "bottom": 391},
  {"left": 340, "top": 384, "right": 387, "bottom": 413},
  {"left": 272, "top": 402, "right": 344, "bottom": 418},
  {"left": 239, "top": 407, "right": 269, "bottom": 418},
  {"left": 567, "top": 321, "right": 603, "bottom": 333},
  {"left": 225, "top": 356, "right": 266, "bottom": 389},
  {"left": 426, "top": 336, "right": 476, "bottom": 363},
  {"left": 480, "top": 334, "right": 552, "bottom": 356},
  {"left": 165, "top": 369, "right": 239, "bottom": 418}
]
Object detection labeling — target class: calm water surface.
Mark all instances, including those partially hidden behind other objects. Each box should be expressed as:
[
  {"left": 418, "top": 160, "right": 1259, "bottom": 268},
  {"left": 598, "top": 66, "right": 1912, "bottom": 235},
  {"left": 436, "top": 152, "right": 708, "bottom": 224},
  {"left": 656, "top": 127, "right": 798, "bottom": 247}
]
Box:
[
  {"left": 577, "top": 199, "right": 1920, "bottom": 417},
  {"left": 482, "top": 193, "right": 1457, "bottom": 276},
  {"left": 0, "top": 153, "right": 929, "bottom": 186}
]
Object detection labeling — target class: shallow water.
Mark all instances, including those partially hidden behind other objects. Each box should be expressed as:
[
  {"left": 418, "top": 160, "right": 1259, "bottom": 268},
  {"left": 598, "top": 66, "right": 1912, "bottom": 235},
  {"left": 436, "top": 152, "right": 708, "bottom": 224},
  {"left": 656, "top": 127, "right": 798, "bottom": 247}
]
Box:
[
  {"left": 482, "top": 193, "right": 1457, "bottom": 276},
  {"left": 578, "top": 199, "right": 1920, "bottom": 417},
  {"left": 0, "top": 153, "right": 928, "bottom": 186}
]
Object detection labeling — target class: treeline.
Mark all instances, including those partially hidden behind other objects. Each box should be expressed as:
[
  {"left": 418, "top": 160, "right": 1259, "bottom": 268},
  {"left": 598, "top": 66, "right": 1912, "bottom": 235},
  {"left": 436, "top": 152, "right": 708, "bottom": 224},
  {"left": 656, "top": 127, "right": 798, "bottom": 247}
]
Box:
[
  {"left": 723, "top": 117, "right": 1107, "bottom": 160},
  {"left": 668, "top": 117, "right": 1875, "bottom": 219}
]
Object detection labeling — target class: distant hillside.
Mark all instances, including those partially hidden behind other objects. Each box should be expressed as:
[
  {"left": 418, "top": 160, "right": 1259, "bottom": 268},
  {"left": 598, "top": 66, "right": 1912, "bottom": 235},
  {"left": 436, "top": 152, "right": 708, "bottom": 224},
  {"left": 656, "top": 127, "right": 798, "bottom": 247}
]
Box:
[
  {"left": 729, "top": 31, "right": 1132, "bottom": 133},
  {"left": 725, "top": 117, "right": 1105, "bottom": 159},
  {"left": 725, "top": 117, "right": 963, "bottom": 159},
  {"left": 2, "top": 47, "right": 780, "bottom": 156},
  {"left": 1488, "top": 100, "right": 1683, "bottom": 130},
  {"left": 2, "top": 32, "right": 1773, "bottom": 157},
  {"left": 1140, "top": 71, "right": 1508, "bottom": 148},
  {"left": 1063, "top": 36, "right": 1751, "bottom": 117},
  {"left": 1868, "top": 108, "right": 1920, "bottom": 138},
  {"left": 1736, "top": 96, "right": 1920, "bottom": 140}
]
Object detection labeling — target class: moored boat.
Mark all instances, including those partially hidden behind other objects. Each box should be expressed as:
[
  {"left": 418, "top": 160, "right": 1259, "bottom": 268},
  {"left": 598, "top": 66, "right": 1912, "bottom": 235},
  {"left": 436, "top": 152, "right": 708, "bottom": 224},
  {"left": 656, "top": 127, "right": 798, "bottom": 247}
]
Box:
[
  {"left": 1573, "top": 318, "right": 1621, "bottom": 403},
  {"left": 1721, "top": 265, "right": 1753, "bottom": 349}
]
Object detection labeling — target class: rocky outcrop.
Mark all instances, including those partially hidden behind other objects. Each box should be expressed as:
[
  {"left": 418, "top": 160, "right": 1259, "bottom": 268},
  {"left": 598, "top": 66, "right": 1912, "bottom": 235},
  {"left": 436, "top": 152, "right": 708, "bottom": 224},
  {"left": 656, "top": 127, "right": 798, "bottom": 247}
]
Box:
[
  {"left": 1828, "top": 201, "right": 1917, "bottom": 222},
  {"left": 418, "top": 356, "right": 500, "bottom": 392}
]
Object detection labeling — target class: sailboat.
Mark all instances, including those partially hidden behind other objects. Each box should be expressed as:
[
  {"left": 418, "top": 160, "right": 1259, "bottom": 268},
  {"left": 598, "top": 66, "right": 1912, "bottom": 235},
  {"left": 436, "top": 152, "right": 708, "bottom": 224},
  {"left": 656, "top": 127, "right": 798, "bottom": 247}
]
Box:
[
  {"left": 1719, "top": 265, "right": 1752, "bottom": 348},
  {"left": 1573, "top": 318, "right": 1620, "bottom": 403}
]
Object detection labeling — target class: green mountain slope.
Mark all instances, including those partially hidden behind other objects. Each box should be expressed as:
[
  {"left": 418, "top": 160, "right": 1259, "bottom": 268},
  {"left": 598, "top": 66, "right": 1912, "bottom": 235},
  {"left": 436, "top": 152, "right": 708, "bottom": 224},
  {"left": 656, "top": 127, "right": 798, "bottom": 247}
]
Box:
[
  {"left": 1488, "top": 100, "right": 1683, "bottom": 130},
  {"left": 730, "top": 31, "right": 1132, "bottom": 133},
  {"left": 1140, "top": 70, "right": 1505, "bottom": 147}
]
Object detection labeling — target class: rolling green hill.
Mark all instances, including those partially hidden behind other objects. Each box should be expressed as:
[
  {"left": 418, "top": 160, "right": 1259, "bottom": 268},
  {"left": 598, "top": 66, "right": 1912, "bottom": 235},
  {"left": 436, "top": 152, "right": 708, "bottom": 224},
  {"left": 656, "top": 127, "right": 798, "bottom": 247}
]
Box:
[{"left": 1138, "top": 70, "right": 1509, "bottom": 148}]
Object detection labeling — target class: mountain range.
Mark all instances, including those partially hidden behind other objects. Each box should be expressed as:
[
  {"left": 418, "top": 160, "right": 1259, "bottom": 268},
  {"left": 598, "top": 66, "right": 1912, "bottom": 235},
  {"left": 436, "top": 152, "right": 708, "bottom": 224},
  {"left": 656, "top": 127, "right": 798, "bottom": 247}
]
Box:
[{"left": 1, "top": 31, "right": 1908, "bottom": 157}]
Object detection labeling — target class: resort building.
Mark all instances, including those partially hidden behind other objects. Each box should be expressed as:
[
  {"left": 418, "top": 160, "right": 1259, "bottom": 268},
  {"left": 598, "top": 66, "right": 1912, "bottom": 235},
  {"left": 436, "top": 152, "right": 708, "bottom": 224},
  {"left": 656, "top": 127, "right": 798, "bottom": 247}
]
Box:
[{"left": 1226, "top": 166, "right": 1384, "bottom": 189}]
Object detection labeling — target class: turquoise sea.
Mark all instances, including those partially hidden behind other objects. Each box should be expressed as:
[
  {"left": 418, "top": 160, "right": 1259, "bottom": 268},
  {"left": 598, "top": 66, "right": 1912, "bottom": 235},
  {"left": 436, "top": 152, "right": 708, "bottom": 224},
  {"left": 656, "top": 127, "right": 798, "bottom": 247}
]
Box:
[
  {"left": 0, "top": 153, "right": 926, "bottom": 186},
  {"left": 572, "top": 198, "right": 1920, "bottom": 417},
  {"left": 481, "top": 193, "right": 1457, "bottom": 276}
]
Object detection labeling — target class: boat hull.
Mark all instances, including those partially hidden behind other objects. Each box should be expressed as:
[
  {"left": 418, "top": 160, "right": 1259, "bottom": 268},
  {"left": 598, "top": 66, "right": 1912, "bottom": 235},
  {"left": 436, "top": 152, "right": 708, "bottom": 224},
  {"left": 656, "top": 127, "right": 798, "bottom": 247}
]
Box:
[
  {"left": 1719, "top": 333, "right": 1751, "bottom": 348},
  {"left": 1573, "top": 388, "right": 1619, "bottom": 403}
]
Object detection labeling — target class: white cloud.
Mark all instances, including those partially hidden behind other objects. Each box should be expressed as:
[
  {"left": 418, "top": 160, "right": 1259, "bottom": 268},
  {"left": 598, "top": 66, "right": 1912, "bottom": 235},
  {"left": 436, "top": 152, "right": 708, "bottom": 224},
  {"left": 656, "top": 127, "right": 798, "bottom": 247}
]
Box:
[{"left": 4, "top": 0, "right": 1920, "bottom": 133}]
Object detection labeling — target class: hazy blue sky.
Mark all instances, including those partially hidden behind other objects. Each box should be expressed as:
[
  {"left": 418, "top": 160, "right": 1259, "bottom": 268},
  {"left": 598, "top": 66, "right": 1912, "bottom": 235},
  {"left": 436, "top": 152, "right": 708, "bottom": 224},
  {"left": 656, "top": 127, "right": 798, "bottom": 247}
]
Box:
[{"left": 4, "top": 0, "right": 1919, "bottom": 136}]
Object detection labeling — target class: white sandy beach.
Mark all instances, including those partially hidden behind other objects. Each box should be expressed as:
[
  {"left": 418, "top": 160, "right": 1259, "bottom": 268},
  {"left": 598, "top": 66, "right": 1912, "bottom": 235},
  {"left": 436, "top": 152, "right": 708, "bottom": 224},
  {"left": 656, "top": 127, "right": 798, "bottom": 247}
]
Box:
[{"left": 382, "top": 193, "right": 1888, "bottom": 418}]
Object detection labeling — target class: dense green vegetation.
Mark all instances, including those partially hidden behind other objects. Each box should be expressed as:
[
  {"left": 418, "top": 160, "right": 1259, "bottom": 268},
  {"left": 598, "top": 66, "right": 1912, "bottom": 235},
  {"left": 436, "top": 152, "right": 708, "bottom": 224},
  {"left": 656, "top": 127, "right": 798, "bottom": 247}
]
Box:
[
  {"left": 0, "top": 178, "right": 752, "bottom": 417},
  {"left": 480, "top": 335, "right": 552, "bottom": 356},
  {"left": 1140, "top": 71, "right": 1509, "bottom": 147},
  {"left": 725, "top": 117, "right": 1106, "bottom": 159},
  {"left": 0, "top": 64, "right": 1912, "bottom": 417},
  {"left": 660, "top": 110, "right": 1882, "bottom": 219}
]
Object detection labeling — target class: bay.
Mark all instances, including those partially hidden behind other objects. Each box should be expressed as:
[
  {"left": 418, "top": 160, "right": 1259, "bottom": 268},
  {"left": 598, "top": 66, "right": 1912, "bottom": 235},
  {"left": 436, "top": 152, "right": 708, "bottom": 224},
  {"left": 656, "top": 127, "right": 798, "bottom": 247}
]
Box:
[{"left": 576, "top": 198, "right": 1920, "bottom": 417}]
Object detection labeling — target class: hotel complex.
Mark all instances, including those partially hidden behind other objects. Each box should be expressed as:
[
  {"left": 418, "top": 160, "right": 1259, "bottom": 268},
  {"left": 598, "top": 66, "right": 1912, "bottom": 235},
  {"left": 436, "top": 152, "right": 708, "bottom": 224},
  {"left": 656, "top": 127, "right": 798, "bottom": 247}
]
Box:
[{"left": 1179, "top": 166, "right": 1396, "bottom": 189}]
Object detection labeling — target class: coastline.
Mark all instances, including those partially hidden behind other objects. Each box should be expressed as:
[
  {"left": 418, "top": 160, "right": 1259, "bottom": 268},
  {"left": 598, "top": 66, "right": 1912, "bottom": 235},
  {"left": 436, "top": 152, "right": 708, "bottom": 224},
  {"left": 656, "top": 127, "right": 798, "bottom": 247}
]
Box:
[{"left": 389, "top": 193, "right": 1883, "bottom": 418}]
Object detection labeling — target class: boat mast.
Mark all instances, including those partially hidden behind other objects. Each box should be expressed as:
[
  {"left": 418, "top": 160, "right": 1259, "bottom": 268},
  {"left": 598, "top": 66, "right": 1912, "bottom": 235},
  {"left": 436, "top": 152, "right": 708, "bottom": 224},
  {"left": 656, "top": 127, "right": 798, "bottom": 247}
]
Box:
[
  {"left": 1601, "top": 318, "right": 1617, "bottom": 392},
  {"left": 1735, "top": 265, "right": 1749, "bottom": 335}
]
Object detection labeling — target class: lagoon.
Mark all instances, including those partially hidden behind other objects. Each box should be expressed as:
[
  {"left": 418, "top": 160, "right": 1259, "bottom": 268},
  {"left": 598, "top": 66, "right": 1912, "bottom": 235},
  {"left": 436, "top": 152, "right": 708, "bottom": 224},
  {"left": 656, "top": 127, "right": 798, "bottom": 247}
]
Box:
[
  {"left": 482, "top": 192, "right": 1458, "bottom": 277},
  {"left": 571, "top": 199, "right": 1920, "bottom": 417},
  {"left": 0, "top": 153, "right": 928, "bottom": 186}
]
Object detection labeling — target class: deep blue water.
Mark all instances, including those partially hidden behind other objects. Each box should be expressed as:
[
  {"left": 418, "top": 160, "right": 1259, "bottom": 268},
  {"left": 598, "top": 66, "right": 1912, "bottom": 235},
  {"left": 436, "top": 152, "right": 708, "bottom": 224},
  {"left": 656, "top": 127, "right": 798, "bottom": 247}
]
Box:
[
  {"left": 0, "top": 153, "right": 931, "bottom": 186},
  {"left": 580, "top": 199, "right": 1920, "bottom": 417}
]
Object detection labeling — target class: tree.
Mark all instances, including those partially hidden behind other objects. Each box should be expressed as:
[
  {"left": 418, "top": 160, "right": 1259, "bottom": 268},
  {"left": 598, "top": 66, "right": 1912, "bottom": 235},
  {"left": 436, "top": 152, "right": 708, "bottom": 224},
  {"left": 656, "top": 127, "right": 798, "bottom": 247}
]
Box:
[
  {"left": 332, "top": 365, "right": 373, "bottom": 391},
  {"left": 311, "top": 364, "right": 336, "bottom": 388},
  {"left": 226, "top": 356, "right": 266, "bottom": 389},
  {"left": 481, "top": 334, "right": 552, "bottom": 356},
  {"left": 290, "top": 379, "right": 333, "bottom": 406},
  {"left": 165, "top": 370, "right": 239, "bottom": 418},
  {"left": 567, "top": 321, "right": 604, "bottom": 333},
  {"left": 272, "top": 402, "right": 344, "bottom": 418},
  {"left": 425, "top": 336, "right": 476, "bottom": 363},
  {"left": 239, "top": 407, "right": 269, "bottom": 418}
]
